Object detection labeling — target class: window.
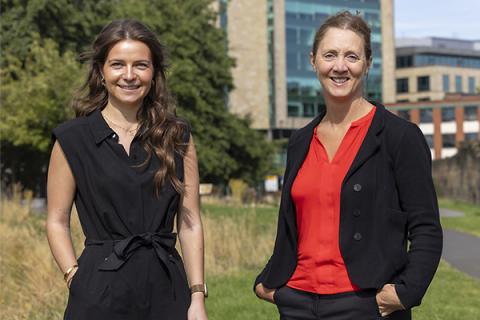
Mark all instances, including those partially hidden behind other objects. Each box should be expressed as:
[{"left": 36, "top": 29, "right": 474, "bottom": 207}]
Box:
[
  {"left": 287, "top": 52, "right": 297, "bottom": 72},
  {"left": 442, "top": 74, "right": 450, "bottom": 92},
  {"left": 465, "top": 133, "right": 478, "bottom": 141},
  {"left": 424, "top": 134, "right": 434, "bottom": 148},
  {"left": 464, "top": 105, "right": 478, "bottom": 121},
  {"left": 418, "top": 97, "right": 431, "bottom": 101},
  {"left": 300, "top": 29, "right": 313, "bottom": 46},
  {"left": 396, "top": 78, "right": 409, "bottom": 93},
  {"left": 396, "top": 55, "right": 413, "bottom": 68},
  {"left": 455, "top": 75, "right": 463, "bottom": 92},
  {"left": 468, "top": 77, "right": 476, "bottom": 94},
  {"left": 420, "top": 108, "right": 433, "bottom": 123},
  {"left": 303, "top": 103, "right": 315, "bottom": 117},
  {"left": 286, "top": 28, "right": 298, "bottom": 45},
  {"left": 442, "top": 134, "right": 456, "bottom": 148},
  {"left": 287, "top": 82, "right": 299, "bottom": 95},
  {"left": 288, "top": 104, "right": 300, "bottom": 117},
  {"left": 441, "top": 106, "right": 455, "bottom": 122},
  {"left": 417, "top": 76, "right": 430, "bottom": 92},
  {"left": 397, "top": 109, "right": 410, "bottom": 121}
]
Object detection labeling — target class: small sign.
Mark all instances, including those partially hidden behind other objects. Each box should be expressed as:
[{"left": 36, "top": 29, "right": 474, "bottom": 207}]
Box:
[{"left": 264, "top": 175, "right": 279, "bottom": 192}]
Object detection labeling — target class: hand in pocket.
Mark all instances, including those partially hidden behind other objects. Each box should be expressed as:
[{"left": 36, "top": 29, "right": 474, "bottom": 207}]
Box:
[
  {"left": 255, "top": 283, "right": 276, "bottom": 304},
  {"left": 376, "top": 284, "right": 405, "bottom": 317}
]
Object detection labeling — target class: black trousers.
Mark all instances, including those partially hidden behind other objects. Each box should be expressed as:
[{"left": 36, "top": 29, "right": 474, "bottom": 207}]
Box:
[{"left": 274, "top": 286, "right": 411, "bottom": 320}]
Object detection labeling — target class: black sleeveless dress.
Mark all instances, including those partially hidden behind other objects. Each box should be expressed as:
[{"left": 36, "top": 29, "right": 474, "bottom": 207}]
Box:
[{"left": 52, "top": 109, "right": 191, "bottom": 320}]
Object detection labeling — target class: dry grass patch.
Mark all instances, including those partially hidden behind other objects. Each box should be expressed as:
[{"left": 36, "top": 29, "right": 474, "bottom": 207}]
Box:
[
  {"left": 203, "top": 207, "right": 275, "bottom": 276},
  {"left": 0, "top": 193, "right": 83, "bottom": 320}
]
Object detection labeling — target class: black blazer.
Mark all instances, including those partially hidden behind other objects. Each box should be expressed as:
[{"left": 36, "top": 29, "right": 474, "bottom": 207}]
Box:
[{"left": 255, "top": 102, "right": 443, "bottom": 309}]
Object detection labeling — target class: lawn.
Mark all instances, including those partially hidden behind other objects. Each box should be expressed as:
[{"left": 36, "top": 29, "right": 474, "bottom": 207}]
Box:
[
  {"left": 202, "top": 201, "right": 480, "bottom": 320},
  {"left": 205, "top": 262, "right": 480, "bottom": 320},
  {"left": 1, "top": 198, "right": 479, "bottom": 319}
]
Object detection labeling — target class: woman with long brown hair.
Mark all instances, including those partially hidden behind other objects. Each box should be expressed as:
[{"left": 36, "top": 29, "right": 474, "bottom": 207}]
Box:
[{"left": 46, "top": 19, "right": 207, "bottom": 319}]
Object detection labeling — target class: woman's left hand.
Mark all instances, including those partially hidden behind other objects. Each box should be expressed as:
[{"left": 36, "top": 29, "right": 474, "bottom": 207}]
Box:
[
  {"left": 187, "top": 293, "right": 208, "bottom": 320},
  {"left": 376, "top": 284, "right": 405, "bottom": 317}
]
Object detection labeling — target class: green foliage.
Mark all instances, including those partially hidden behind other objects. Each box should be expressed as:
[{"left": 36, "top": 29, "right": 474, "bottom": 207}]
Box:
[
  {"left": 1, "top": 0, "right": 274, "bottom": 190},
  {"left": 1, "top": 36, "right": 81, "bottom": 151}
]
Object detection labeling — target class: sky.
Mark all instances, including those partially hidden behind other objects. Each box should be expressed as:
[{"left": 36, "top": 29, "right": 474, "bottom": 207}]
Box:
[{"left": 394, "top": 0, "right": 480, "bottom": 40}]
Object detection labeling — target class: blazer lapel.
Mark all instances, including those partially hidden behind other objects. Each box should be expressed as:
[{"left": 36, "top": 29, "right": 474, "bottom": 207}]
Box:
[
  {"left": 283, "top": 111, "right": 325, "bottom": 236},
  {"left": 344, "top": 102, "right": 385, "bottom": 183}
]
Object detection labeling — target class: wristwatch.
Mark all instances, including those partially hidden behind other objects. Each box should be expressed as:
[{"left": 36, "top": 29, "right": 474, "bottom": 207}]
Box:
[{"left": 190, "top": 283, "right": 208, "bottom": 297}]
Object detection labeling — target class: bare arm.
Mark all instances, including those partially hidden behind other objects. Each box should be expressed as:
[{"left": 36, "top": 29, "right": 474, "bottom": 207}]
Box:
[
  {"left": 177, "top": 135, "right": 207, "bottom": 319},
  {"left": 46, "top": 141, "right": 78, "bottom": 286}
]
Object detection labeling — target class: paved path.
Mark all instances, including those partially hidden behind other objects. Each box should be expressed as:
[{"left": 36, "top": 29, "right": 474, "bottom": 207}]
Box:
[
  {"left": 442, "top": 229, "right": 480, "bottom": 279},
  {"left": 439, "top": 208, "right": 464, "bottom": 217}
]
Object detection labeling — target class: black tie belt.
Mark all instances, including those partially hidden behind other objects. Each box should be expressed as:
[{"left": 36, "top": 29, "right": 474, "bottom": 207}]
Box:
[{"left": 85, "top": 231, "right": 181, "bottom": 299}]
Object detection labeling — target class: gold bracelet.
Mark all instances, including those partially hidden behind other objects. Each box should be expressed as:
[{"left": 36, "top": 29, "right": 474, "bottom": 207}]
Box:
[{"left": 63, "top": 264, "right": 78, "bottom": 282}]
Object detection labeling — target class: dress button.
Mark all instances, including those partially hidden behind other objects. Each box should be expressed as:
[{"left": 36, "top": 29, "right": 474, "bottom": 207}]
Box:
[
  {"left": 353, "top": 209, "right": 361, "bottom": 217},
  {"left": 104, "top": 257, "right": 109, "bottom": 261},
  {"left": 353, "top": 232, "right": 362, "bottom": 241},
  {"left": 353, "top": 184, "right": 362, "bottom": 192}
]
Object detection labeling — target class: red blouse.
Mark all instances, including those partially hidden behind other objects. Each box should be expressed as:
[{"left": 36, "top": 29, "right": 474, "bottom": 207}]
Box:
[{"left": 287, "top": 106, "right": 376, "bottom": 294}]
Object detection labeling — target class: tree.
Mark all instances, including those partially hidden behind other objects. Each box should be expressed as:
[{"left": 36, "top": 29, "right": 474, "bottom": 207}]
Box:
[{"left": 1, "top": 0, "right": 274, "bottom": 193}]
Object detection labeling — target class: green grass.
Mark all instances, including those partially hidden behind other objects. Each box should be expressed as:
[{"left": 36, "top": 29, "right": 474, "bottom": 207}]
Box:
[
  {"left": 206, "top": 271, "right": 278, "bottom": 320},
  {"left": 439, "top": 198, "right": 480, "bottom": 237},
  {"left": 204, "top": 262, "right": 480, "bottom": 320},
  {"left": 413, "top": 261, "right": 480, "bottom": 319},
  {"left": 202, "top": 203, "right": 279, "bottom": 234},
  {"left": 202, "top": 202, "right": 480, "bottom": 320}
]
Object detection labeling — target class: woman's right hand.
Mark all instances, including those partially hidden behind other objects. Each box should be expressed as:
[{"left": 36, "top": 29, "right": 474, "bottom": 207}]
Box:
[
  {"left": 255, "top": 283, "right": 276, "bottom": 304},
  {"left": 66, "top": 266, "right": 78, "bottom": 289}
]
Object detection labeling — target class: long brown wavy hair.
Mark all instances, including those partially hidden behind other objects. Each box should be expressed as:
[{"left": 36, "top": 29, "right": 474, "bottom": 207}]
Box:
[{"left": 73, "top": 19, "right": 188, "bottom": 196}]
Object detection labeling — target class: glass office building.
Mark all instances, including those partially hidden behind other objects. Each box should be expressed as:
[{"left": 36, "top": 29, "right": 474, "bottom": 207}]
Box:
[
  {"left": 217, "top": 0, "right": 393, "bottom": 138},
  {"left": 282, "top": 0, "right": 383, "bottom": 118}
]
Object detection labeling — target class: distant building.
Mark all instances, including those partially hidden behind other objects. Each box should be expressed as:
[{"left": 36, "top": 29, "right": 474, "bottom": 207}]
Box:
[
  {"left": 395, "top": 37, "right": 480, "bottom": 102},
  {"left": 390, "top": 37, "right": 480, "bottom": 159},
  {"left": 215, "top": 0, "right": 395, "bottom": 138},
  {"left": 387, "top": 94, "right": 480, "bottom": 159}
]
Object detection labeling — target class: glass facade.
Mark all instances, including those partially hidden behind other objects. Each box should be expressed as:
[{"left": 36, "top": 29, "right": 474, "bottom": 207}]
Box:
[
  {"left": 425, "top": 134, "right": 434, "bottom": 148},
  {"left": 455, "top": 75, "right": 463, "bottom": 92},
  {"left": 464, "top": 105, "right": 478, "bottom": 121},
  {"left": 396, "top": 54, "right": 480, "bottom": 69},
  {"left": 465, "top": 133, "right": 479, "bottom": 141},
  {"left": 396, "top": 78, "right": 409, "bottom": 93},
  {"left": 397, "top": 109, "right": 410, "bottom": 121},
  {"left": 283, "top": 0, "right": 382, "bottom": 118},
  {"left": 442, "top": 74, "right": 450, "bottom": 92},
  {"left": 441, "top": 106, "right": 455, "bottom": 122},
  {"left": 419, "top": 108, "right": 433, "bottom": 123},
  {"left": 417, "top": 76, "right": 430, "bottom": 92},
  {"left": 442, "top": 134, "right": 456, "bottom": 148},
  {"left": 468, "top": 76, "right": 476, "bottom": 94}
]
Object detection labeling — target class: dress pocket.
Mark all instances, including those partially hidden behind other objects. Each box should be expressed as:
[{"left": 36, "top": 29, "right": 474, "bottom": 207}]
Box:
[{"left": 69, "top": 251, "right": 85, "bottom": 293}]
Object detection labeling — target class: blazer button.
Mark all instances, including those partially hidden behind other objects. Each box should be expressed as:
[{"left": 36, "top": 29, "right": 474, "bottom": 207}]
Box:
[
  {"left": 353, "top": 232, "right": 362, "bottom": 241},
  {"left": 353, "top": 184, "right": 362, "bottom": 192},
  {"left": 353, "top": 209, "right": 361, "bottom": 217}
]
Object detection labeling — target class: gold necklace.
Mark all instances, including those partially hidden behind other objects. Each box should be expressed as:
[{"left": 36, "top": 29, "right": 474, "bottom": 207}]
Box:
[{"left": 102, "top": 113, "right": 139, "bottom": 136}]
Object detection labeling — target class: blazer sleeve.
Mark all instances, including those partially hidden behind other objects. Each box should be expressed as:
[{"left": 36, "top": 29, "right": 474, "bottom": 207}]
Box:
[{"left": 392, "top": 123, "right": 443, "bottom": 309}]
